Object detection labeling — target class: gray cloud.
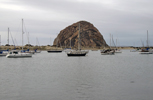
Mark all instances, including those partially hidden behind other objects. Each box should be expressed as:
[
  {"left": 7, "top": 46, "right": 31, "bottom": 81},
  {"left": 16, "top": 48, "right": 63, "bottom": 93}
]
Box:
[{"left": 0, "top": 0, "right": 153, "bottom": 46}]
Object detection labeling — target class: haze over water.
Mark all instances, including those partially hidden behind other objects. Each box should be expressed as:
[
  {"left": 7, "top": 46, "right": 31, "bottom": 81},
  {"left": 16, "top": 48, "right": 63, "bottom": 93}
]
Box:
[{"left": 0, "top": 50, "right": 153, "bottom": 100}]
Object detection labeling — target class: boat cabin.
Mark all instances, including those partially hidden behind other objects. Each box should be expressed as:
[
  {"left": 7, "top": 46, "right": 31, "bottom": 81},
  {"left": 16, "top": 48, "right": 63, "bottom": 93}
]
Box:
[{"left": 9, "top": 51, "right": 19, "bottom": 54}]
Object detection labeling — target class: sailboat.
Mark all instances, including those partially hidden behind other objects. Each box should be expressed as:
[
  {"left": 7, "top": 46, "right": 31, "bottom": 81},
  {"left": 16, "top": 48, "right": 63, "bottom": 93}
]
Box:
[
  {"left": 67, "top": 23, "right": 87, "bottom": 56},
  {"left": 34, "top": 38, "right": 41, "bottom": 53},
  {"left": 139, "top": 30, "right": 153, "bottom": 54},
  {"left": 0, "top": 28, "right": 9, "bottom": 56},
  {"left": 114, "top": 38, "right": 122, "bottom": 53},
  {"left": 101, "top": 34, "right": 115, "bottom": 55},
  {"left": 0, "top": 30, "right": 9, "bottom": 56},
  {"left": 6, "top": 19, "right": 32, "bottom": 58},
  {"left": 130, "top": 43, "right": 140, "bottom": 52}
]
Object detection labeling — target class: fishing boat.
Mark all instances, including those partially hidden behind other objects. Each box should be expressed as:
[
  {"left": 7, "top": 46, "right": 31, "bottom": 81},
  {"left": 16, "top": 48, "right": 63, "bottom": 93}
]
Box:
[
  {"left": 6, "top": 19, "right": 32, "bottom": 58},
  {"left": 67, "top": 23, "right": 87, "bottom": 56}
]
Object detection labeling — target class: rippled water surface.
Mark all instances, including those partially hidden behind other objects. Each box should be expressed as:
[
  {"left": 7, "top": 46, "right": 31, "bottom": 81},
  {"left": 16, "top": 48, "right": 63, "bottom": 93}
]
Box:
[{"left": 0, "top": 50, "right": 153, "bottom": 100}]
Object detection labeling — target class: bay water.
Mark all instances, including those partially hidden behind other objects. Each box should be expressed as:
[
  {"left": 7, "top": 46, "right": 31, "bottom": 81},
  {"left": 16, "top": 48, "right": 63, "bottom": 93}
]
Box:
[{"left": 0, "top": 50, "right": 153, "bottom": 100}]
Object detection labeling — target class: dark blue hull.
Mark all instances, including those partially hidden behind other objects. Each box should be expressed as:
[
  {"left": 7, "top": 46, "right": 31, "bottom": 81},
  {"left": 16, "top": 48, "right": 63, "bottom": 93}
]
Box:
[{"left": 67, "top": 53, "right": 86, "bottom": 56}]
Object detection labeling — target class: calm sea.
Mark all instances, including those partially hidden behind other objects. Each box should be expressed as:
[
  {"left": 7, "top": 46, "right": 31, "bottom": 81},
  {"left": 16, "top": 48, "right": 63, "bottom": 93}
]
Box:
[{"left": 0, "top": 50, "right": 153, "bottom": 100}]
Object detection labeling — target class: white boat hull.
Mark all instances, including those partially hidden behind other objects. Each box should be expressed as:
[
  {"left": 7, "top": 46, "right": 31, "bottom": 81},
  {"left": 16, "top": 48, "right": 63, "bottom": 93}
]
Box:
[
  {"left": 6, "top": 50, "right": 32, "bottom": 58},
  {"left": 6, "top": 53, "right": 32, "bottom": 58}
]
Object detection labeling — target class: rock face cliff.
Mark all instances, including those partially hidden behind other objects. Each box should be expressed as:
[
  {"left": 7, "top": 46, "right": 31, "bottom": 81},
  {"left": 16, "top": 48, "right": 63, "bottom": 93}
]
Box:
[{"left": 53, "top": 21, "right": 108, "bottom": 48}]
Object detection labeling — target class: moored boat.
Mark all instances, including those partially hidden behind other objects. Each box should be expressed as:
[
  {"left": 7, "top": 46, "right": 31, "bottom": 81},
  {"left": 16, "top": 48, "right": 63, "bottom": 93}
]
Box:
[
  {"left": 67, "top": 23, "right": 87, "bottom": 57},
  {"left": 67, "top": 50, "right": 87, "bottom": 56},
  {"left": 0, "top": 51, "right": 8, "bottom": 56},
  {"left": 6, "top": 19, "right": 32, "bottom": 58},
  {"left": 139, "top": 48, "right": 153, "bottom": 54},
  {"left": 139, "top": 31, "right": 153, "bottom": 54},
  {"left": 101, "top": 49, "right": 115, "bottom": 55},
  {"left": 6, "top": 50, "right": 32, "bottom": 58},
  {"left": 47, "top": 49, "right": 62, "bottom": 53}
]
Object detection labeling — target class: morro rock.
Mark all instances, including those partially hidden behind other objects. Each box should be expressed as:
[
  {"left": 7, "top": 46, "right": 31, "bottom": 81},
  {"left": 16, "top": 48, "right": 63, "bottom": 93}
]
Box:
[{"left": 53, "top": 21, "right": 108, "bottom": 48}]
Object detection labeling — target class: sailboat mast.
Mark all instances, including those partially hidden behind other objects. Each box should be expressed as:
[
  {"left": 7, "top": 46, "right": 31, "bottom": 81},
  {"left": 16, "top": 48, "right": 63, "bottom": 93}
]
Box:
[
  {"left": 50, "top": 37, "right": 51, "bottom": 46},
  {"left": 147, "top": 30, "right": 149, "bottom": 47},
  {"left": 116, "top": 39, "right": 117, "bottom": 48},
  {"left": 78, "top": 23, "right": 81, "bottom": 50},
  {"left": 110, "top": 34, "right": 111, "bottom": 49},
  {"left": 8, "top": 27, "right": 9, "bottom": 45},
  {"left": 22, "top": 19, "right": 23, "bottom": 50},
  {"left": 70, "top": 37, "right": 71, "bottom": 48},
  {"left": 28, "top": 32, "right": 30, "bottom": 44},
  {"left": 0, "top": 35, "right": 1, "bottom": 46}
]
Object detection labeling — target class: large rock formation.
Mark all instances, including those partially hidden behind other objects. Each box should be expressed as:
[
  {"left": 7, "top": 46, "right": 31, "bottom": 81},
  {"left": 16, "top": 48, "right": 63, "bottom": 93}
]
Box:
[{"left": 53, "top": 21, "right": 108, "bottom": 48}]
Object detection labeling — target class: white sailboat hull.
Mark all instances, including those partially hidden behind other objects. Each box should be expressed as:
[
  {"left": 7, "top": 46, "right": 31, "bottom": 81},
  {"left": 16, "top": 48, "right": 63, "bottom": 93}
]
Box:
[
  {"left": 6, "top": 52, "right": 32, "bottom": 58},
  {"left": 67, "top": 50, "right": 87, "bottom": 56}
]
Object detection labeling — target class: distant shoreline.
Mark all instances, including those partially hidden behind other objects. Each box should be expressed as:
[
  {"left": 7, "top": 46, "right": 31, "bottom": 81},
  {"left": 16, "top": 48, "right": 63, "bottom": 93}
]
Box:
[{"left": 1, "top": 45, "right": 152, "bottom": 51}]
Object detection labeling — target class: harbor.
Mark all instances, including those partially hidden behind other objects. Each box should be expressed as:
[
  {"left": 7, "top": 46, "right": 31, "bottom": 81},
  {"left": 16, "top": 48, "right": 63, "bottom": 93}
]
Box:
[
  {"left": 0, "top": 50, "right": 153, "bottom": 100},
  {"left": 1, "top": 0, "right": 153, "bottom": 100}
]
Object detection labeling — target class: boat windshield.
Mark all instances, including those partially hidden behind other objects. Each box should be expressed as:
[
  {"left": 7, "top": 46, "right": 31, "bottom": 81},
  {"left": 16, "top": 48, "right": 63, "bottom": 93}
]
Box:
[{"left": 13, "top": 51, "right": 18, "bottom": 54}]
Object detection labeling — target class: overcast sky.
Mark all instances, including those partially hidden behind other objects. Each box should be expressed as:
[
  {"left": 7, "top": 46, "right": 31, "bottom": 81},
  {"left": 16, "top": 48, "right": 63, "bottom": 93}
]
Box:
[{"left": 0, "top": 0, "right": 153, "bottom": 46}]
